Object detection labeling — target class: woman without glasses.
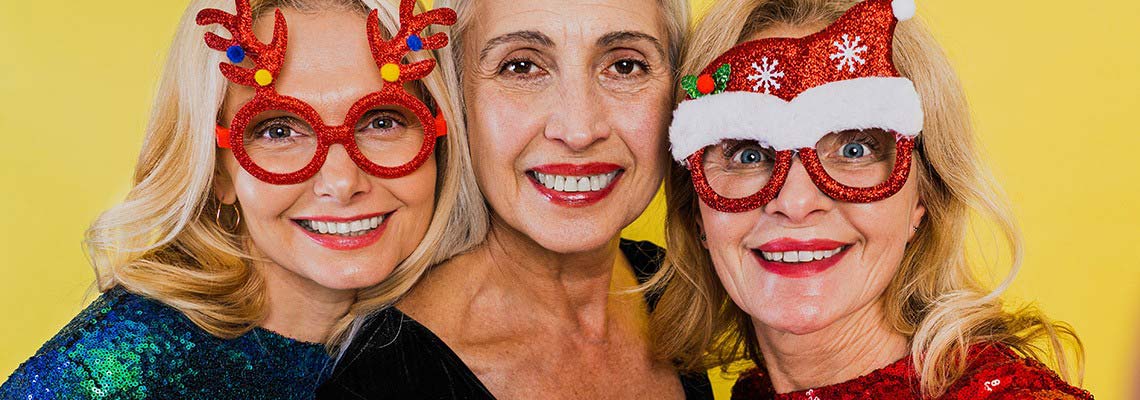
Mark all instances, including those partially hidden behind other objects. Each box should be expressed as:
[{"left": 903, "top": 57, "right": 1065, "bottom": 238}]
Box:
[{"left": 321, "top": 0, "right": 713, "bottom": 398}]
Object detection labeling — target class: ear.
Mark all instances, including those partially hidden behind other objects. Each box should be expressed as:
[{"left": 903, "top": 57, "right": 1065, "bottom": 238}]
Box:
[
  {"left": 908, "top": 197, "right": 926, "bottom": 242},
  {"left": 695, "top": 216, "right": 708, "bottom": 249},
  {"left": 213, "top": 166, "right": 238, "bottom": 205}
]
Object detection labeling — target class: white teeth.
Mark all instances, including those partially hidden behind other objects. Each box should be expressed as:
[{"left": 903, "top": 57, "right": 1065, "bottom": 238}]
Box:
[
  {"left": 532, "top": 171, "right": 619, "bottom": 193},
  {"left": 564, "top": 177, "right": 578, "bottom": 192},
  {"left": 300, "top": 215, "right": 385, "bottom": 236},
  {"left": 784, "top": 251, "right": 799, "bottom": 262},
  {"left": 760, "top": 246, "right": 846, "bottom": 263}
]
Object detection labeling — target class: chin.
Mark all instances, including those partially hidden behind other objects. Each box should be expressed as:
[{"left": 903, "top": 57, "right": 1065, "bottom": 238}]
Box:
[
  {"left": 524, "top": 220, "right": 621, "bottom": 254},
  {"left": 310, "top": 262, "right": 399, "bottom": 291},
  {"left": 752, "top": 302, "right": 839, "bottom": 336}
]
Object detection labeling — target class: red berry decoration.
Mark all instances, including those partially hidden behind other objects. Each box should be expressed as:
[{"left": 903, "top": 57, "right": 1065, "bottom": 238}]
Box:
[{"left": 696, "top": 74, "right": 715, "bottom": 94}]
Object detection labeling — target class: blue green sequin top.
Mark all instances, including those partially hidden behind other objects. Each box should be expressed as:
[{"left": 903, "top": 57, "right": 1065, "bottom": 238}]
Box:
[{"left": 1, "top": 288, "right": 331, "bottom": 399}]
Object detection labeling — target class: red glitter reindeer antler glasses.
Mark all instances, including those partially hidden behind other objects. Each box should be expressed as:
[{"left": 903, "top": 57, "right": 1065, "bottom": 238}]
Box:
[
  {"left": 197, "top": 0, "right": 456, "bottom": 185},
  {"left": 668, "top": 0, "right": 924, "bottom": 213}
]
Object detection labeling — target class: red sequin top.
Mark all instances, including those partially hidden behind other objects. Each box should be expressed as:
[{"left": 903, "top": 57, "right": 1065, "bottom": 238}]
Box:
[{"left": 731, "top": 344, "right": 1092, "bottom": 399}]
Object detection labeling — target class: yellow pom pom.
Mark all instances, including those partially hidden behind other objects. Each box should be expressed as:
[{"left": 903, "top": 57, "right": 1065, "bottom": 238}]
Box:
[
  {"left": 254, "top": 69, "right": 273, "bottom": 86},
  {"left": 381, "top": 63, "right": 400, "bottom": 82}
]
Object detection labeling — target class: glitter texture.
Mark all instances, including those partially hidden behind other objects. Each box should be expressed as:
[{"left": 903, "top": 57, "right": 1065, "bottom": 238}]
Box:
[
  {"left": 0, "top": 288, "right": 329, "bottom": 399},
  {"left": 730, "top": 344, "right": 1093, "bottom": 399},
  {"left": 196, "top": 0, "right": 455, "bottom": 185},
  {"left": 677, "top": 0, "right": 921, "bottom": 213},
  {"left": 690, "top": 0, "right": 900, "bottom": 102}
]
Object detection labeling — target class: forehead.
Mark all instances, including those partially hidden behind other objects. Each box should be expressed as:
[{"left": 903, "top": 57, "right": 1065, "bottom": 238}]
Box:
[
  {"left": 743, "top": 22, "right": 830, "bottom": 43},
  {"left": 470, "top": 0, "right": 665, "bottom": 44},
  {"left": 252, "top": 8, "right": 383, "bottom": 97}
]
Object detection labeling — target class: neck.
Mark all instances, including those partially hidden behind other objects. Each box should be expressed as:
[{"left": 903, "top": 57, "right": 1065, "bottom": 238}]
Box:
[
  {"left": 754, "top": 300, "right": 910, "bottom": 393},
  {"left": 471, "top": 217, "right": 629, "bottom": 337},
  {"left": 256, "top": 260, "right": 355, "bottom": 344}
]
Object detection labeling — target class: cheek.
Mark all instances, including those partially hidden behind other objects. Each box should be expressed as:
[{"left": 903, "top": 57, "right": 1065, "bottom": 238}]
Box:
[
  {"left": 698, "top": 204, "right": 762, "bottom": 305},
  {"left": 606, "top": 87, "right": 671, "bottom": 168},
  {"left": 467, "top": 88, "right": 539, "bottom": 176}
]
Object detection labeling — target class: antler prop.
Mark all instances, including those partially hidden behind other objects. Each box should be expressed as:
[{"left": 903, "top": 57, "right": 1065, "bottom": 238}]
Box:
[
  {"left": 367, "top": 0, "right": 457, "bottom": 85},
  {"left": 196, "top": 0, "right": 289, "bottom": 88}
]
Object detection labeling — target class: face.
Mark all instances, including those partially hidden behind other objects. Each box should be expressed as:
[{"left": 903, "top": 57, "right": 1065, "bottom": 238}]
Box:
[
  {"left": 215, "top": 9, "right": 437, "bottom": 291},
  {"left": 463, "top": 0, "right": 672, "bottom": 253},
  {"left": 699, "top": 25, "right": 925, "bottom": 335}
]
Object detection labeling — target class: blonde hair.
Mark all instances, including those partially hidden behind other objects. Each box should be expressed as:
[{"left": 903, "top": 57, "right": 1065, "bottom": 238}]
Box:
[
  {"left": 647, "top": 0, "right": 1084, "bottom": 397},
  {"left": 84, "top": 0, "right": 488, "bottom": 349}
]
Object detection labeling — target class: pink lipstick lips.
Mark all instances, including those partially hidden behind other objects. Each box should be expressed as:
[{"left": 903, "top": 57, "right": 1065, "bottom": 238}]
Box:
[{"left": 753, "top": 238, "right": 851, "bottom": 278}]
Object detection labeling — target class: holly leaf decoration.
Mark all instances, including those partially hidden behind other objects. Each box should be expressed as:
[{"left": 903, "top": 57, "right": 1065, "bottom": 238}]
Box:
[
  {"left": 712, "top": 64, "right": 731, "bottom": 94},
  {"left": 681, "top": 75, "right": 701, "bottom": 99}
]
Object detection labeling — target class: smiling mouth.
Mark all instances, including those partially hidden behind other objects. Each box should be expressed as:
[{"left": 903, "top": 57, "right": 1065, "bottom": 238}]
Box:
[
  {"left": 756, "top": 245, "right": 848, "bottom": 263},
  {"left": 526, "top": 170, "right": 622, "bottom": 193},
  {"left": 294, "top": 213, "right": 390, "bottom": 237}
]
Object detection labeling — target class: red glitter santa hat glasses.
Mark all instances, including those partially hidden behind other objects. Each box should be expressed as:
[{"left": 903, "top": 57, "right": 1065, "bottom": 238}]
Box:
[
  {"left": 198, "top": 0, "right": 455, "bottom": 185},
  {"left": 669, "top": 0, "right": 923, "bottom": 213}
]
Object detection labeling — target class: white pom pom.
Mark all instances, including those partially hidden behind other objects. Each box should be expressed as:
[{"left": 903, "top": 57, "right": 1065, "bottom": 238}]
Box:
[{"left": 892, "top": 0, "right": 916, "bottom": 21}]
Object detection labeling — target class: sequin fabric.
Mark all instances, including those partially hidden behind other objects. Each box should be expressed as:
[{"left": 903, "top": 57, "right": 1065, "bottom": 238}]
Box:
[
  {"left": 0, "top": 288, "right": 330, "bottom": 399},
  {"left": 730, "top": 344, "right": 1093, "bottom": 399}
]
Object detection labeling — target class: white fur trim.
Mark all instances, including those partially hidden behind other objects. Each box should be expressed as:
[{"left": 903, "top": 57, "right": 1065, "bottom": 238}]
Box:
[
  {"left": 892, "top": 0, "right": 916, "bottom": 21},
  {"left": 669, "top": 77, "right": 924, "bottom": 161}
]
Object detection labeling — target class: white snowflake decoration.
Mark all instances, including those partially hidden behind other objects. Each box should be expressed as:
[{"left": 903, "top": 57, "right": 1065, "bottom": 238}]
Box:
[
  {"left": 830, "top": 34, "right": 868, "bottom": 72},
  {"left": 747, "top": 57, "right": 785, "bottom": 94}
]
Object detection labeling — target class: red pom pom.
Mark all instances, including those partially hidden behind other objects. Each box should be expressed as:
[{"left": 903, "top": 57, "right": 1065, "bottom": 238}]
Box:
[{"left": 696, "top": 74, "right": 715, "bottom": 94}]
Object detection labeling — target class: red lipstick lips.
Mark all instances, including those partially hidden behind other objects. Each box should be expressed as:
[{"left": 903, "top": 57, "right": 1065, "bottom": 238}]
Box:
[
  {"left": 753, "top": 238, "right": 850, "bottom": 278},
  {"left": 528, "top": 163, "right": 623, "bottom": 208}
]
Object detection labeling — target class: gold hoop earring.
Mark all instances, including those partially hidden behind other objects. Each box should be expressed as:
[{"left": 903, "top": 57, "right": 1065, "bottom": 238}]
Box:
[{"left": 215, "top": 203, "right": 241, "bottom": 231}]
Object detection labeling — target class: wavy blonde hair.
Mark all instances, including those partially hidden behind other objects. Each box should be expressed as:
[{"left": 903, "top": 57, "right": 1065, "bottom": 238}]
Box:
[
  {"left": 647, "top": 0, "right": 1084, "bottom": 397},
  {"left": 84, "top": 0, "right": 487, "bottom": 349}
]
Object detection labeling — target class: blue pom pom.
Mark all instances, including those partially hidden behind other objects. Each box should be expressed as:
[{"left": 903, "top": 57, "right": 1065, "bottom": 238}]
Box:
[
  {"left": 227, "top": 45, "right": 246, "bottom": 63},
  {"left": 406, "top": 35, "right": 424, "bottom": 52}
]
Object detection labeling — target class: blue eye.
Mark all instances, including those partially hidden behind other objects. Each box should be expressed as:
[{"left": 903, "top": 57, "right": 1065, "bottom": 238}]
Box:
[
  {"left": 841, "top": 143, "right": 868, "bottom": 158},
  {"left": 740, "top": 149, "right": 763, "bottom": 163}
]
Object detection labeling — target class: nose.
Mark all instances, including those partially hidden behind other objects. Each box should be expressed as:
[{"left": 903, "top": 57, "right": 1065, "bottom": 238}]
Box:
[
  {"left": 313, "top": 144, "right": 371, "bottom": 203},
  {"left": 542, "top": 79, "right": 612, "bottom": 151},
  {"left": 763, "top": 157, "right": 832, "bottom": 224}
]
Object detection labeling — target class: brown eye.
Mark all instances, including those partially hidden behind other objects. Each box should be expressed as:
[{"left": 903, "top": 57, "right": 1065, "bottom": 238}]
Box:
[
  {"left": 370, "top": 117, "right": 397, "bottom": 130},
  {"left": 502, "top": 60, "right": 537, "bottom": 75},
  {"left": 608, "top": 59, "right": 647, "bottom": 76}
]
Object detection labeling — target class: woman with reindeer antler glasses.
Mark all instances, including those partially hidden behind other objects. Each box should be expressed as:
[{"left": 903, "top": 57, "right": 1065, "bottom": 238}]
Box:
[
  {"left": 646, "top": 0, "right": 1093, "bottom": 399},
  {"left": 0, "top": 0, "right": 485, "bottom": 398}
]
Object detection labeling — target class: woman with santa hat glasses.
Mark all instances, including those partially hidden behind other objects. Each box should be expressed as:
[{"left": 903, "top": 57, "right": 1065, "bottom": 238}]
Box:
[{"left": 646, "top": 0, "right": 1093, "bottom": 398}]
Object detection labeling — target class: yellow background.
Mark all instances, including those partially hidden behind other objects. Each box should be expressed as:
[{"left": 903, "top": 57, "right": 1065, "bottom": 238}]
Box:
[{"left": 2, "top": 1, "right": 1137, "bottom": 398}]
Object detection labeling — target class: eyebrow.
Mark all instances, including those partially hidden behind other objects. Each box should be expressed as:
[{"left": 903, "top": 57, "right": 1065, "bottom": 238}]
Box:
[
  {"left": 479, "top": 30, "right": 556, "bottom": 62},
  {"left": 597, "top": 31, "right": 666, "bottom": 59}
]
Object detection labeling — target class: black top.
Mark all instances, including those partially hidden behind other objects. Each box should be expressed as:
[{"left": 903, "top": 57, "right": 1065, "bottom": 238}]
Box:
[{"left": 318, "top": 239, "right": 713, "bottom": 399}]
